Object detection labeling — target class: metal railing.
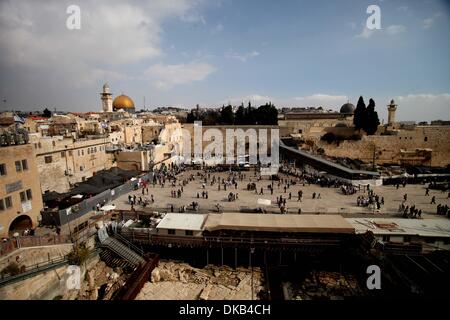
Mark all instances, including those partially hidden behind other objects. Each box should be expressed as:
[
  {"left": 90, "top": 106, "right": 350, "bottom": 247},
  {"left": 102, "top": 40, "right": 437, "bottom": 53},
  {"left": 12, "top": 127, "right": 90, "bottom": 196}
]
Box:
[
  {"left": 113, "top": 232, "right": 144, "bottom": 256},
  {"left": 0, "top": 255, "right": 69, "bottom": 287},
  {"left": 1, "top": 235, "right": 72, "bottom": 257},
  {"left": 118, "top": 228, "right": 345, "bottom": 248}
]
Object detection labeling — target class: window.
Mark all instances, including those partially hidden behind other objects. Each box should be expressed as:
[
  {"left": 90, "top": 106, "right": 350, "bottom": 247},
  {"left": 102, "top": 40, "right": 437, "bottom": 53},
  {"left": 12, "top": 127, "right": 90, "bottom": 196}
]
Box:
[
  {"left": 44, "top": 156, "right": 52, "bottom": 163},
  {"left": 185, "top": 230, "right": 193, "bottom": 236},
  {"left": 0, "top": 199, "right": 4, "bottom": 211},
  {"left": 82, "top": 150, "right": 84, "bottom": 156},
  {"left": 80, "top": 166, "right": 83, "bottom": 171},
  {"left": 403, "top": 236, "right": 411, "bottom": 243},
  {"left": 15, "top": 160, "right": 22, "bottom": 172},
  {"left": 5, "top": 196, "right": 12, "bottom": 208},
  {"left": 68, "top": 150, "right": 73, "bottom": 156},
  {"left": 77, "top": 150, "right": 80, "bottom": 156},
  {"left": 21, "top": 160, "right": 28, "bottom": 171},
  {"left": 0, "top": 163, "right": 6, "bottom": 176},
  {"left": 168, "top": 229, "right": 175, "bottom": 235},
  {"left": 20, "top": 191, "right": 26, "bottom": 202},
  {"left": 38, "top": 142, "right": 42, "bottom": 148},
  {"left": 61, "top": 151, "right": 66, "bottom": 158},
  {"left": 382, "top": 235, "right": 390, "bottom": 242},
  {"left": 424, "top": 137, "right": 428, "bottom": 142},
  {"left": 26, "top": 189, "right": 32, "bottom": 200}
]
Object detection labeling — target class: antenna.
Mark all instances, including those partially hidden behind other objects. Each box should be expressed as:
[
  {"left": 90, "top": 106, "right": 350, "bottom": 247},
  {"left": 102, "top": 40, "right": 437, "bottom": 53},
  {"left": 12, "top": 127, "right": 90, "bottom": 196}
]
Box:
[{"left": 143, "top": 96, "right": 146, "bottom": 110}]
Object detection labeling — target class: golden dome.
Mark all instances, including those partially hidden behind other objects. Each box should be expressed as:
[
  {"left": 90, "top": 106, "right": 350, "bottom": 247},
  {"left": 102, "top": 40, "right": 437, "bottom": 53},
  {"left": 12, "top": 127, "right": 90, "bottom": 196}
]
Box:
[{"left": 113, "top": 94, "right": 135, "bottom": 110}]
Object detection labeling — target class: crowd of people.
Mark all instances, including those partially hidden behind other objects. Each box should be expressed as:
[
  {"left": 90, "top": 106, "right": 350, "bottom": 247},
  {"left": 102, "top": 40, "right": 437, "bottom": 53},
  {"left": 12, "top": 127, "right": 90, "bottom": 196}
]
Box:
[
  {"left": 398, "top": 202, "right": 423, "bottom": 219},
  {"left": 118, "top": 162, "right": 450, "bottom": 221},
  {"left": 356, "top": 188, "right": 384, "bottom": 210},
  {"left": 436, "top": 204, "right": 450, "bottom": 217}
]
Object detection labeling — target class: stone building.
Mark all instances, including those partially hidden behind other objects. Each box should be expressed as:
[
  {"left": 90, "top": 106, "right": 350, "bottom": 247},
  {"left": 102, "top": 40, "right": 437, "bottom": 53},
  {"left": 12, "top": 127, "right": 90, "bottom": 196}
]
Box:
[
  {"left": 290, "top": 100, "right": 450, "bottom": 167},
  {"left": 182, "top": 124, "right": 278, "bottom": 165},
  {"left": 315, "top": 124, "right": 450, "bottom": 167},
  {"left": 0, "top": 142, "right": 43, "bottom": 238},
  {"left": 279, "top": 103, "right": 355, "bottom": 138},
  {"left": 29, "top": 134, "right": 114, "bottom": 193}
]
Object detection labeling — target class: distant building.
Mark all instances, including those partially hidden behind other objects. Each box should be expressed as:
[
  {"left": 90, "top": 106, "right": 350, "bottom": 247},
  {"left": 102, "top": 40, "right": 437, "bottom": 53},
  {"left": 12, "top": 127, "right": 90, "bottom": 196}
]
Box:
[
  {"left": 100, "top": 83, "right": 136, "bottom": 113},
  {"left": 279, "top": 102, "right": 354, "bottom": 137},
  {"left": 0, "top": 141, "right": 43, "bottom": 238},
  {"left": 29, "top": 134, "right": 114, "bottom": 193}
]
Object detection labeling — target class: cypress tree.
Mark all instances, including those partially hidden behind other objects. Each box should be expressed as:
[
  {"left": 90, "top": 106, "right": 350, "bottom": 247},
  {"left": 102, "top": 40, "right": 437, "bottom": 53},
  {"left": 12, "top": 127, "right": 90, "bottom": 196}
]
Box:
[
  {"left": 365, "top": 98, "right": 380, "bottom": 135},
  {"left": 353, "top": 96, "right": 367, "bottom": 131}
]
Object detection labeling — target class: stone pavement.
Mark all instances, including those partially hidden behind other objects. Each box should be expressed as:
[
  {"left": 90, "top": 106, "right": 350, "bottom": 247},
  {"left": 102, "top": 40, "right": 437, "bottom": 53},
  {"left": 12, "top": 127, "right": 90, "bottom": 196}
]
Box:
[{"left": 113, "top": 169, "right": 450, "bottom": 218}]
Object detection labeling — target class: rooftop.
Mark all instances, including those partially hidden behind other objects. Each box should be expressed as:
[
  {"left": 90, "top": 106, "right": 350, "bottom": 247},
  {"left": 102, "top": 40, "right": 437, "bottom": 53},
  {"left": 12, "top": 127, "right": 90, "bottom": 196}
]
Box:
[
  {"left": 204, "top": 213, "right": 355, "bottom": 234},
  {"left": 156, "top": 213, "right": 207, "bottom": 231},
  {"left": 347, "top": 218, "right": 450, "bottom": 238}
]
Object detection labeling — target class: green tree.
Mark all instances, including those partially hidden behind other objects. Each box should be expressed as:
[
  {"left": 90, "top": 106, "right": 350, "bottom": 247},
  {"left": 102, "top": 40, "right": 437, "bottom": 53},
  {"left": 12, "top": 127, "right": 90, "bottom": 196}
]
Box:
[
  {"left": 203, "top": 109, "right": 220, "bottom": 125},
  {"left": 43, "top": 108, "right": 52, "bottom": 118},
  {"left": 365, "top": 98, "right": 380, "bottom": 135},
  {"left": 219, "top": 105, "right": 235, "bottom": 124},
  {"left": 235, "top": 105, "right": 245, "bottom": 125},
  {"left": 353, "top": 96, "right": 367, "bottom": 131},
  {"left": 186, "top": 110, "right": 196, "bottom": 123},
  {"left": 256, "top": 103, "right": 278, "bottom": 125},
  {"left": 244, "top": 104, "right": 256, "bottom": 124}
]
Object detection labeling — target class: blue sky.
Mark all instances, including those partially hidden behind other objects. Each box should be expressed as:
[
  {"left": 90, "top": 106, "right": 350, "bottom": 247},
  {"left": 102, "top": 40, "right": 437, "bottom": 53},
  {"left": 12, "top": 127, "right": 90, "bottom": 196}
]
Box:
[{"left": 0, "top": 0, "right": 449, "bottom": 122}]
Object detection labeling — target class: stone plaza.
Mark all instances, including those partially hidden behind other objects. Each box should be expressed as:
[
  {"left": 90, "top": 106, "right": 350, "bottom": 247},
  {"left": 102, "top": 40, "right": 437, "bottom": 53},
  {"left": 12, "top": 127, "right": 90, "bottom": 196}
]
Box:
[{"left": 114, "top": 168, "right": 450, "bottom": 219}]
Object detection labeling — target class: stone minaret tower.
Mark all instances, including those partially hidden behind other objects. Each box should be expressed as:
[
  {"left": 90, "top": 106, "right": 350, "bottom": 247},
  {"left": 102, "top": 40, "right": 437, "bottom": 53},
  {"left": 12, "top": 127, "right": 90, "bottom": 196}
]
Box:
[
  {"left": 101, "top": 83, "right": 113, "bottom": 112},
  {"left": 387, "top": 99, "right": 397, "bottom": 126}
]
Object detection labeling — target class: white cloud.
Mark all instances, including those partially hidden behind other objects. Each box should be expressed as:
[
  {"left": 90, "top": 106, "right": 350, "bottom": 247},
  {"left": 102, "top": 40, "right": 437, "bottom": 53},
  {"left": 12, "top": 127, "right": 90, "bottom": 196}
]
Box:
[
  {"left": 355, "top": 27, "right": 375, "bottom": 39},
  {"left": 145, "top": 62, "right": 217, "bottom": 89},
  {"left": 386, "top": 25, "right": 407, "bottom": 35},
  {"left": 180, "top": 12, "right": 206, "bottom": 25},
  {"left": 355, "top": 24, "right": 406, "bottom": 39},
  {"left": 292, "top": 94, "right": 349, "bottom": 108},
  {"left": 221, "top": 94, "right": 274, "bottom": 105},
  {"left": 423, "top": 12, "right": 442, "bottom": 29},
  {"left": 225, "top": 51, "right": 260, "bottom": 62},
  {"left": 221, "top": 93, "right": 348, "bottom": 109},
  {"left": 395, "top": 93, "right": 450, "bottom": 122},
  {"left": 0, "top": 0, "right": 204, "bottom": 87}
]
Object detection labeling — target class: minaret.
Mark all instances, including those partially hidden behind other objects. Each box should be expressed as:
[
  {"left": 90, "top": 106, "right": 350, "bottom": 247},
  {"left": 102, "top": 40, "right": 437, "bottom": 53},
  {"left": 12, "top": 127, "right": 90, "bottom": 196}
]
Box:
[
  {"left": 100, "top": 83, "right": 113, "bottom": 112},
  {"left": 387, "top": 99, "right": 397, "bottom": 126}
]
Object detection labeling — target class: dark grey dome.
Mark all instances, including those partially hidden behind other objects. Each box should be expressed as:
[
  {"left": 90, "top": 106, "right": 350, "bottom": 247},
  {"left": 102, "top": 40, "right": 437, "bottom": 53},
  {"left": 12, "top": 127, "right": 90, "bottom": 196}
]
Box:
[{"left": 340, "top": 103, "right": 355, "bottom": 114}]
